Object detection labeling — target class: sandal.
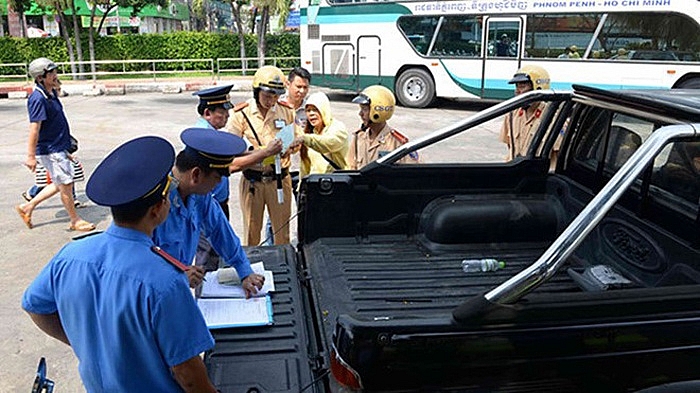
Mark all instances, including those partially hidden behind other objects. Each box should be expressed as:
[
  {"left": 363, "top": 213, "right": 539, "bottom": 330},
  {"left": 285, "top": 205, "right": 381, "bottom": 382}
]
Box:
[
  {"left": 68, "top": 220, "right": 95, "bottom": 232},
  {"left": 21, "top": 191, "right": 32, "bottom": 202},
  {"left": 15, "top": 205, "right": 33, "bottom": 229}
]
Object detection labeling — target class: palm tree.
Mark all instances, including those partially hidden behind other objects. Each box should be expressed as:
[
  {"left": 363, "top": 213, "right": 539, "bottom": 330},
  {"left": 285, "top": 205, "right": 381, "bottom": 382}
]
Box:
[{"left": 253, "top": 0, "right": 288, "bottom": 65}]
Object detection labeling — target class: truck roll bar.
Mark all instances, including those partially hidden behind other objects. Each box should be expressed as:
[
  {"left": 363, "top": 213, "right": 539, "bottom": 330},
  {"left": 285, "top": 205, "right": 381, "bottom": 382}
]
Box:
[{"left": 454, "top": 123, "right": 698, "bottom": 321}]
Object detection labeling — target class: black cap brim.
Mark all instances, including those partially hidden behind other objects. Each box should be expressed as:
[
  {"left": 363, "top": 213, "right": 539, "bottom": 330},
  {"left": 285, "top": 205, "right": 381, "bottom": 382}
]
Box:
[
  {"left": 508, "top": 73, "right": 530, "bottom": 84},
  {"left": 352, "top": 94, "right": 370, "bottom": 105}
]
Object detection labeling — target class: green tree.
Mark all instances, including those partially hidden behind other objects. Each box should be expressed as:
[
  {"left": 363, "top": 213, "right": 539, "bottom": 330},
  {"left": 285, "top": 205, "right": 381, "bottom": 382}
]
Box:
[
  {"left": 35, "top": 0, "right": 85, "bottom": 78},
  {"left": 85, "top": 0, "right": 166, "bottom": 80},
  {"left": 252, "top": 0, "right": 286, "bottom": 63},
  {"left": 228, "top": 0, "right": 251, "bottom": 72},
  {"left": 8, "top": 0, "right": 33, "bottom": 37}
]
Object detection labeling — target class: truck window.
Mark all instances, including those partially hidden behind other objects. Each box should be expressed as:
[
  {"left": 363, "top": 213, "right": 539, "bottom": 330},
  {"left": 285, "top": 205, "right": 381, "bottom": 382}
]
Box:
[
  {"left": 571, "top": 107, "right": 699, "bottom": 218},
  {"left": 651, "top": 141, "right": 700, "bottom": 205},
  {"left": 572, "top": 110, "right": 650, "bottom": 175}
]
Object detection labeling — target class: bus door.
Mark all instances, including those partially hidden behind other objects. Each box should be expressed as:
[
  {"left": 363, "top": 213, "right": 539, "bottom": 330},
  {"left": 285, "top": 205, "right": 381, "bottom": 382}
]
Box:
[
  {"left": 482, "top": 17, "right": 523, "bottom": 100},
  {"left": 357, "top": 35, "right": 381, "bottom": 89},
  {"left": 321, "top": 43, "right": 356, "bottom": 89}
]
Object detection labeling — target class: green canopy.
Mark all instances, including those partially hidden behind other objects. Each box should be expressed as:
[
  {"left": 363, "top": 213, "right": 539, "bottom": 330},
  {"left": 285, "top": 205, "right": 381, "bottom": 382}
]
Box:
[{"left": 1, "top": 0, "right": 188, "bottom": 21}]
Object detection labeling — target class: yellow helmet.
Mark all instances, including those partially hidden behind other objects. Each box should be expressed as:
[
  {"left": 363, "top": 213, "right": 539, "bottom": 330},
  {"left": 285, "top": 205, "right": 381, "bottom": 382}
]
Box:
[
  {"left": 352, "top": 85, "right": 395, "bottom": 123},
  {"left": 252, "top": 66, "right": 286, "bottom": 95},
  {"left": 508, "top": 65, "right": 550, "bottom": 90}
]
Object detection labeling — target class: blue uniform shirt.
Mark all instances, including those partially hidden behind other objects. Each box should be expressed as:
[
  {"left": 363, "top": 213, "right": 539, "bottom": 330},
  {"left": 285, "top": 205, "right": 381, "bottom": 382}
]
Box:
[
  {"left": 153, "top": 185, "right": 253, "bottom": 278},
  {"left": 194, "top": 117, "right": 229, "bottom": 203},
  {"left": 27, "top": 84, "right": 71, "bottom": 155},
  {"left": 22, "top": 224, "right": 214, "bottom": 392}
]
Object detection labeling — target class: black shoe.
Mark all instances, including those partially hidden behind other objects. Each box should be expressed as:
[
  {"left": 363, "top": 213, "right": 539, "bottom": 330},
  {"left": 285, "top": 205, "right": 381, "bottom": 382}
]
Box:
[{"left": 21, "top": 192, "right": 32, "bottom": 202}]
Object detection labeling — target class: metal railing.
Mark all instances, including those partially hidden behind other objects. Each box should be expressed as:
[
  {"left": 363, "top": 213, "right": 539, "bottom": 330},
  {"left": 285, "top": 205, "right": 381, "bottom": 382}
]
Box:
[
  {"left": 0, "top": 57, "right": 301, "bottom": 83},
  {"left": 0, "top": 62, "right": 29, "bottom": 82},
  {"left": 54, "top": 58, "right": 216, "bottom": 83},
  {"left": 216, "top": 56, "right": 300, "bottom": 77}
]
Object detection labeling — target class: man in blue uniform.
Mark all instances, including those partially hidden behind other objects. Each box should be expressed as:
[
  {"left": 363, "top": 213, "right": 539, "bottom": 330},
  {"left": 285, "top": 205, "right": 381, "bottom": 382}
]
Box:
[
  {"left": 192, "top": 84, "right": 284, "bottom": 216},
  {"left": 22, "top": 136, "right": 218, "bottom": 392},
  {"left": 153, "top": 127, "right": 265, "bottom": 295},
  {"left": 191, "top": 85, "right": 282, "bottom": 271}
]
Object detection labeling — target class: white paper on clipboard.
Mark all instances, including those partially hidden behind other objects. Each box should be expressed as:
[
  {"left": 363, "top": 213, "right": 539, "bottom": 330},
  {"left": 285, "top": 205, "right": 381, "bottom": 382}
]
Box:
[{"left": 197, "top": 296, "right": 273, "bottom": 329}]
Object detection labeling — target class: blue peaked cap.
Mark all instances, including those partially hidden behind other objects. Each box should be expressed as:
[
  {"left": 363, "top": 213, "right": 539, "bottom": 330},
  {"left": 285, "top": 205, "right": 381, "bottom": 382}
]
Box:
[
  {"left": 180, "top": 128, "right": 246, "bottom": 170},
  {"left": 86, "top": 136, "right": 175, "bottom": 207},
  {"left": 192, "top": 84, "right": 234, "bottom": 109}
]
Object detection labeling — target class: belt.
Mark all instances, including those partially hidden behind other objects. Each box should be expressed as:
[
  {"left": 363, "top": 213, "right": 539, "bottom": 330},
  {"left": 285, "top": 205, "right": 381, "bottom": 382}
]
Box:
[{"left": 242, "top": 168, "right": 289, "bottom": 182}]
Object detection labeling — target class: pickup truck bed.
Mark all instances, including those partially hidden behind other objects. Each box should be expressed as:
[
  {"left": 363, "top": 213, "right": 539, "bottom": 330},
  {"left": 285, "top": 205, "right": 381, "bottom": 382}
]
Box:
[
  {"left": 299, "top": 172, "right": 700, "bottom": 392},
  {"left": 207, "top": 87, "right": 700, "bottom": 392},
  {"left": 305, "top": 237, "right": 579, "bottom": 320}
]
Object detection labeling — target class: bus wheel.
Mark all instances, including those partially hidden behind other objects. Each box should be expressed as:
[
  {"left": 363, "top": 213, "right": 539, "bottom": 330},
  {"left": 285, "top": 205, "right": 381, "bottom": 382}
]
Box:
[
  {"left": 396, "top": 68, "right": 435, "bottom": 108},
  {"left": 674, "top": 77, "right": 700, "bottom": 89}
]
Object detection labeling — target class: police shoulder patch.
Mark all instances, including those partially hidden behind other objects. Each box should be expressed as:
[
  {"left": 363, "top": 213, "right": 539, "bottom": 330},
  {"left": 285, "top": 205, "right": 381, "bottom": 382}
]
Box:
[
  {"left": 390, "top": 129, "right": 409, "bottom": 144},
  {"left": 277, "top": 99, "right": 293, "bottom": 109}
]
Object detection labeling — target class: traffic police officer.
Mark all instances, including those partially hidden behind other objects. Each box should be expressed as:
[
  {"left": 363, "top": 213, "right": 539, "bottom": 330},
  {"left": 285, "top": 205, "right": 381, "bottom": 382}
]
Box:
[
  {"left": 22, "top": 136, "right": 218, "bottom": 392},
  {"left": 499, "top": 65, "right": 552, "bottom": 161},
  {"left": 347, "top": 85, "right": 419, "bottom": 169},
  {"left": 153, "top": 128, "right": 265, "bottom": 295},
  {"left": 226, "top": 66, "right": 296, "bottom": 246},
  {"left": 191, "top": 85, "right": 279, "bottom": 271}
]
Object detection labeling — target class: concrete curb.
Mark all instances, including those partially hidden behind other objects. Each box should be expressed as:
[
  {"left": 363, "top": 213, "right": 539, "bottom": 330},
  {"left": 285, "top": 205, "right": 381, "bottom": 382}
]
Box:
[
  {"left": 8, "top": 90, "right": 28, "bottom": 99},
  {"left": 1, "top": 79, "right": 254, "bottom": 99}
]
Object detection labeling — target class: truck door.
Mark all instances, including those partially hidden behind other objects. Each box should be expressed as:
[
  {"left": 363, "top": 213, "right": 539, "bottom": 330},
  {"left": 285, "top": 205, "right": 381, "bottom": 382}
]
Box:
[
  {"left": 481, "top": 17, "right": 523, "bottom": 100},
  {"left": 357, "top": 35, "right": 381, "bottom": 88}
]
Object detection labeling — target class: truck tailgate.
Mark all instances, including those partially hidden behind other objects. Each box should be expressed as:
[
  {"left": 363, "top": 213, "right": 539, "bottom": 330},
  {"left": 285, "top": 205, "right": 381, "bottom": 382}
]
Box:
[{"left": 205, "top": 245, "right": 318, "bottom": 393}]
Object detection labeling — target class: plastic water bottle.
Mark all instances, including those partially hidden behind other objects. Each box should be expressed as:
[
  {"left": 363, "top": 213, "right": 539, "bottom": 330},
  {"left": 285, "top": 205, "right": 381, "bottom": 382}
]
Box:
[{"left": 461, "top": 258, "right": 506, "bottom": 273}]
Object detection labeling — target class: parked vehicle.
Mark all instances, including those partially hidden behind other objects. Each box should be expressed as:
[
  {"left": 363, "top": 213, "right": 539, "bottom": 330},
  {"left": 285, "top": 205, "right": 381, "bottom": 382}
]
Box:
[
  {"left": 205, "top": 85, "right": 700, "bottom": 392},
  {"left": 300, "top": 0, "right": 700, "bottom": 106}
]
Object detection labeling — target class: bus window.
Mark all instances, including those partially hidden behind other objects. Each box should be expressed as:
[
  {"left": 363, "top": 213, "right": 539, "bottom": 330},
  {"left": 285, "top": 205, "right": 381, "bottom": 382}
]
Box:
[
  {"left": 526, "top": 14, "right": 599, "bottom": 59},
  {"left": 429, "top": 16, "right": 482, "bottom": 57},
  {"left": 398, "top": 16, "right": 440, "bottom": 56},
  {"left": 594, "top": 12, "right": 700, "bottom": 61},
  {"left": 487, "top": 21, "right": 519, "bottom": 57}
]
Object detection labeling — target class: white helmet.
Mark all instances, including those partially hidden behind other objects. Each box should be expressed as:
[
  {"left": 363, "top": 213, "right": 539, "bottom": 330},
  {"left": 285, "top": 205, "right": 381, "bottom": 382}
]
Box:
[{"left": 28, "top": 57, "right": 58, "bottom": 79}]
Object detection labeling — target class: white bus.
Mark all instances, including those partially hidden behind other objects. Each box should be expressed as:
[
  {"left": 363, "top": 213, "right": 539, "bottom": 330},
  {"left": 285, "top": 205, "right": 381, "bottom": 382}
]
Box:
[{"left": 299, "top": 0, "right": 700, "bottom": 107}]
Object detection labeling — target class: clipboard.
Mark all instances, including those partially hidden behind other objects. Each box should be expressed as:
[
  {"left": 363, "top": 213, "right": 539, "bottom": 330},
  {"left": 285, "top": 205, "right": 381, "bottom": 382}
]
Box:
[{"left": 197, "top": 296, "right": 273, "bottom": 329}]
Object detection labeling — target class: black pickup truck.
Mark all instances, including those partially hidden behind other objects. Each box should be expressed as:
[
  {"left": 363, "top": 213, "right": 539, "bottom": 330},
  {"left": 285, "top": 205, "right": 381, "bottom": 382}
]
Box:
[{"left": 205, "top": 85, "right": 700, "bottom": 393}]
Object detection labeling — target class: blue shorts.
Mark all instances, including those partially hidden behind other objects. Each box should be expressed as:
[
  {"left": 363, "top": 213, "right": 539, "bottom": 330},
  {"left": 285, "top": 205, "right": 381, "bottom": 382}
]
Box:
[{"left": 37, "top": 151, "right": 74, "bottom": 185}]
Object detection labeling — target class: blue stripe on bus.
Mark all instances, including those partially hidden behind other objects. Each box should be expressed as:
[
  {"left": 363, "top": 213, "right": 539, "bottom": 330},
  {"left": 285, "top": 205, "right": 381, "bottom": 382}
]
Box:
[{"left": 442, "top": 66, "right": 666, "bottom": 98}]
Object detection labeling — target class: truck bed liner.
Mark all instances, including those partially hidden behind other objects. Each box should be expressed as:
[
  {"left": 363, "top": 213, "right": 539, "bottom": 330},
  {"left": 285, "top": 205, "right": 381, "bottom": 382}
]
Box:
[{"left": 305, "top": 237, "right": 580, "bottom": 322}]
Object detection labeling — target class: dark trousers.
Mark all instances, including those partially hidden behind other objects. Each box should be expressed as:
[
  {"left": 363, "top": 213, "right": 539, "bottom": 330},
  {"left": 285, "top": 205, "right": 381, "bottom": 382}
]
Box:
[{"left": 195, "top": 199, "right": 229, "bottom": 271}]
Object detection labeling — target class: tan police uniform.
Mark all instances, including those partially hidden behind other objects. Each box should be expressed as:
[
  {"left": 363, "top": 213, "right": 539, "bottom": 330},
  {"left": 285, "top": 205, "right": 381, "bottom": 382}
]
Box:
[
  {"left": 499, "top": 102, "right": 548, "bottom": 161},
  {"left": 347, "top": 123, "right": 419, "bottom": 170},
  {"left": 226, "top": 97, "right": 295, "bottom": 245}
]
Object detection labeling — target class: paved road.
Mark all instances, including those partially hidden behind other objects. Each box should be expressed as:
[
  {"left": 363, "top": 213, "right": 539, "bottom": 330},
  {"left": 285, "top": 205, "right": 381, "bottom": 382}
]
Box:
[{"left": 0, "top": 86, "right": 503, "bottom": 391}]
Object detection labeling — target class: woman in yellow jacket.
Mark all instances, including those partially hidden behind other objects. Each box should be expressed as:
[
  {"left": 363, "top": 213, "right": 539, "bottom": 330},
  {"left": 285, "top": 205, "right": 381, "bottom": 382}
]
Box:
[{"left": 290, "top": 92, "right": 349, "bottom": 178}]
